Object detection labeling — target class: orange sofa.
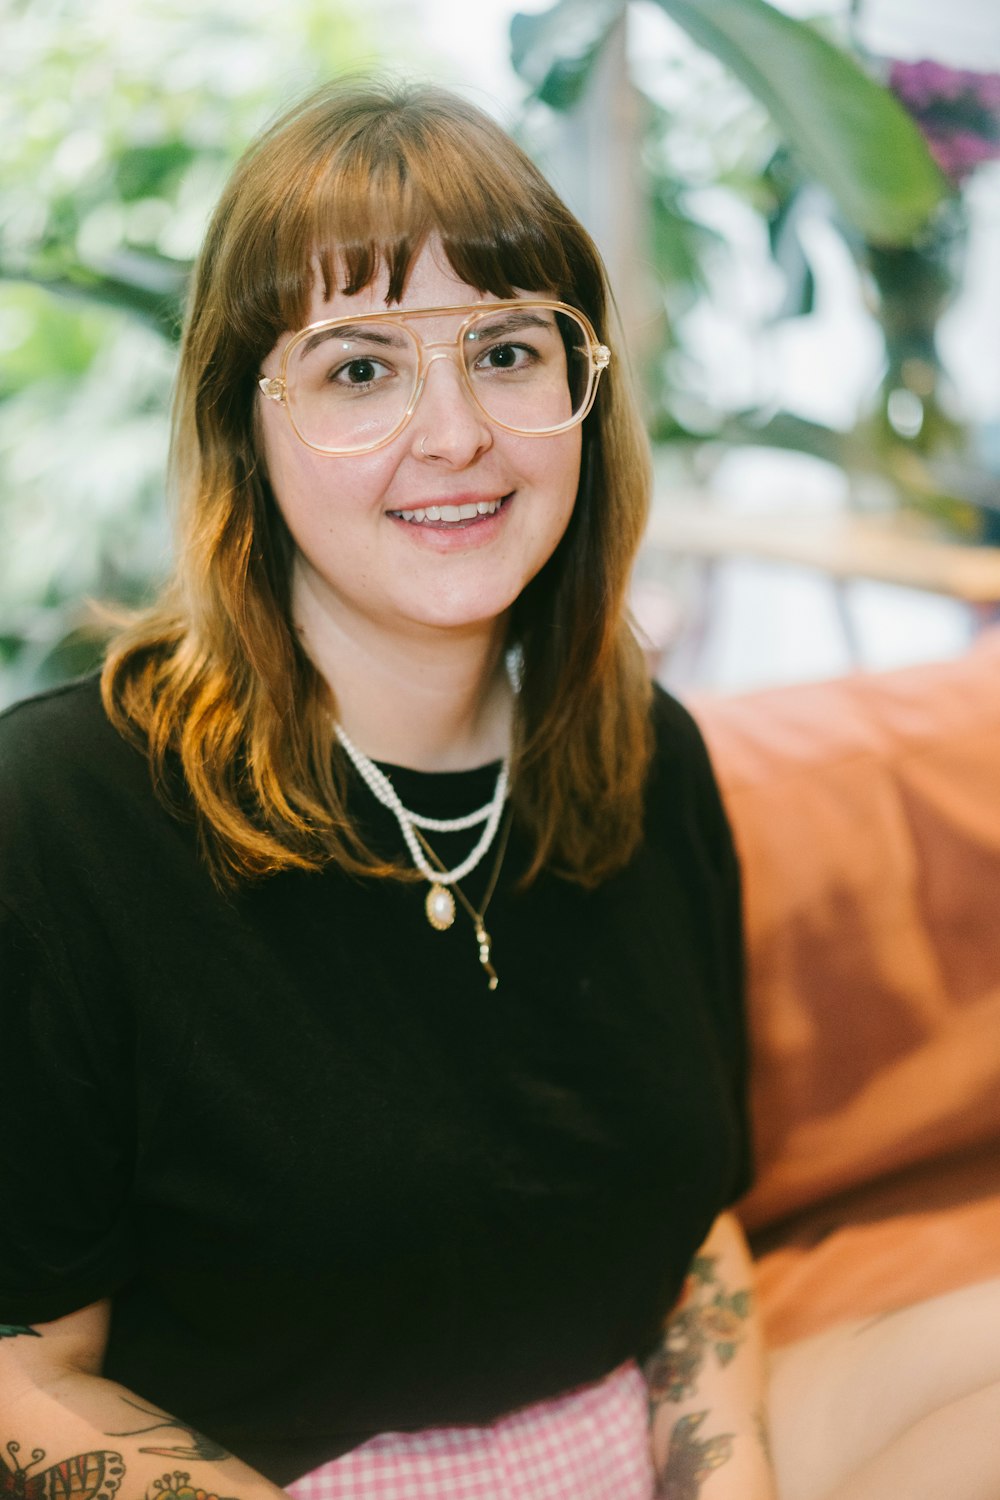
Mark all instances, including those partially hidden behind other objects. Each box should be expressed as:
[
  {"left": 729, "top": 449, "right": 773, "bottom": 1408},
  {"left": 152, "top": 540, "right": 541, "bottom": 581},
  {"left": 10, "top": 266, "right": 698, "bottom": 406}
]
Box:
[{"left": 691, "top": 630, "right": 1000, "bottom": 1348}]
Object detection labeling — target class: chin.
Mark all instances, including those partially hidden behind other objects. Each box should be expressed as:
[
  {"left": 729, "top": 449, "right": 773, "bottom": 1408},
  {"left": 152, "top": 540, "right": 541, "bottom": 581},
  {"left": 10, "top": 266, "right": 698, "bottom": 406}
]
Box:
[
  {"left": 410, "top": 607, "right": 512, "bottom": 635},
  {"left": 404, "top": 582, "right": 523, "bottom": 632}
]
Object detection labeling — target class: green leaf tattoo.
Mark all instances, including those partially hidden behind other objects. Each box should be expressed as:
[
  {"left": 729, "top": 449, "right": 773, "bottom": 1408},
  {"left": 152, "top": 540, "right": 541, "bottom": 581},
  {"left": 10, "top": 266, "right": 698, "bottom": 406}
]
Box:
[
  {"left": 644, "top": 1254, "right": 753, "bottom": 1407},
  {"left": 657, "top": 1411, "right": 734, "bottom": 1499},
  {"left": 0, "top": 1323, "right": 41, "bottom": 1339}
]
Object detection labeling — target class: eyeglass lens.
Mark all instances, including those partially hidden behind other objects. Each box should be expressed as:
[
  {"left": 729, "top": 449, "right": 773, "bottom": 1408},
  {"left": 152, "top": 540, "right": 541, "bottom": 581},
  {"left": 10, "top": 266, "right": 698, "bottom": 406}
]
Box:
[{"left": 284, "top": 307, "right": 593, "bottom": 453}]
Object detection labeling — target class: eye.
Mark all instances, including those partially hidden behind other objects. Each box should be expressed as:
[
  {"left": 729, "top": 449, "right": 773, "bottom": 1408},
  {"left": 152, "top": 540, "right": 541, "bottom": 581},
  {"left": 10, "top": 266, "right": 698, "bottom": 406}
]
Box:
[
  {"left": 474, "top": 341, "right": 536, "bottom": 373},
  {"left": 329, "top": 356, "right": 394, "bottom": 388}
]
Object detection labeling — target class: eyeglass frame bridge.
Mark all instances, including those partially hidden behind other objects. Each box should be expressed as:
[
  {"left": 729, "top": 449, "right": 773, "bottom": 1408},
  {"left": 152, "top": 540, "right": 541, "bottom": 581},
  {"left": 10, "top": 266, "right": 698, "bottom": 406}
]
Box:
[{"left": 257, "top": 298, "right": 611, "bottom": 457}]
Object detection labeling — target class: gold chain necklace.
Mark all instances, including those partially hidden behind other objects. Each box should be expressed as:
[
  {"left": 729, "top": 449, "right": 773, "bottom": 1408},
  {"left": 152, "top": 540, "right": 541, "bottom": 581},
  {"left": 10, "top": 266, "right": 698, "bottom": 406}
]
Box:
[{"left": 413, "top": 806, "right": 514, "bottom": 991}]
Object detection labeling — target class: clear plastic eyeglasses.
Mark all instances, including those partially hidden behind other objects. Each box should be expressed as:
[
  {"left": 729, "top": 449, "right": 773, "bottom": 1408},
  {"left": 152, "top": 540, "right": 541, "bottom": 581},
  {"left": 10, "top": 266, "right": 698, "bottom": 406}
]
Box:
[{"left": 257, "top": 299, "right": 611, "bottom": 456}]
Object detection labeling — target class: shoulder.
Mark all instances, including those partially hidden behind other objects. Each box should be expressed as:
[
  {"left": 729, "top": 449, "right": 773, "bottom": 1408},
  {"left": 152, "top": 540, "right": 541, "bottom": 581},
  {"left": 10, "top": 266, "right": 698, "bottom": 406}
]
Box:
[
  {"left": 2, "top": 671, "right": 116, "bottom": 753},
  {"left": 644, "top": 683, "right": 735, "bottom": 873},
  {"left": 0, "top": 674, "right": 144, "bottom": 805},
  {"left": 647, "top": 683, "right": 720, "bottom": 797},
  {"left": 0, "top": 675, "right": 171, "bottom": 905}
]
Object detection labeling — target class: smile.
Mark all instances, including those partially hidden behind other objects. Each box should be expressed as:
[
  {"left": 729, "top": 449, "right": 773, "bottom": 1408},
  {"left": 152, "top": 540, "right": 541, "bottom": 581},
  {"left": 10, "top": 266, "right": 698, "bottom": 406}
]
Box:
[{"left": 389, "top": 496, "right": 509, "bottom": 526}]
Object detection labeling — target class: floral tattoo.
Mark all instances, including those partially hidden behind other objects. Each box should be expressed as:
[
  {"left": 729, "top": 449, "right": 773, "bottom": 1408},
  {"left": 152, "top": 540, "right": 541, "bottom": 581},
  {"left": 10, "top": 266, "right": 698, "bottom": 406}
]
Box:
[
  {"left": 644, "top": 1253, "right": 753, "bottom": 1409},
  {"left": 146, "top": 1472, "right": 236, "bottom": 1500}
]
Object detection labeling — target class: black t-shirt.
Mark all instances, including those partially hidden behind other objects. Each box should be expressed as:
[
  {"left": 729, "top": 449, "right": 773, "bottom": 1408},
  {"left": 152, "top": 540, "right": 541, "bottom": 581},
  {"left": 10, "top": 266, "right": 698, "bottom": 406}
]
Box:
[{"left": 0, "top": 676, "right": 749, "bottom": 1486}]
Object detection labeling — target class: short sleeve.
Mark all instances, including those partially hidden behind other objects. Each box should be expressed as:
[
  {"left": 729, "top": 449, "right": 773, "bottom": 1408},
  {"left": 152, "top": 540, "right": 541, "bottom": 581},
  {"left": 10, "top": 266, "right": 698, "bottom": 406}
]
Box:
[
  {"left": 650, "top": 688, "right": 753, "bottom": 1207},
  {"left": 689, "top": 718, "right": 754, "bottom": 1205},
  {"left": 0, "top": 899, "right": 136, "bottom": 1323}
]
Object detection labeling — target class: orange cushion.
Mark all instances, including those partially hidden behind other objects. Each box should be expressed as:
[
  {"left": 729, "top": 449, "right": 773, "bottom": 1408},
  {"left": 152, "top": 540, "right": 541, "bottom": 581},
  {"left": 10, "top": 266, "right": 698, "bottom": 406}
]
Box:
[
  {"left": 692, "top": 630, "right": 1000, "bottom": 1234},
  {"left": 750, "top": 1143, "right": 1000, "bottom": 1344}
]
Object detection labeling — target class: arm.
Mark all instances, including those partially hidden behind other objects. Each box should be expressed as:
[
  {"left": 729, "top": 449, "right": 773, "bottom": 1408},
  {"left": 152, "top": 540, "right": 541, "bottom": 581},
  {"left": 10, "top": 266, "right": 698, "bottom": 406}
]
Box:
[
  {"left": 643, "top": 1212, "right": 777, "bottom": 1500},
  {"left": 0, "top": 1302, "right": 289, "bottom": 1500}
]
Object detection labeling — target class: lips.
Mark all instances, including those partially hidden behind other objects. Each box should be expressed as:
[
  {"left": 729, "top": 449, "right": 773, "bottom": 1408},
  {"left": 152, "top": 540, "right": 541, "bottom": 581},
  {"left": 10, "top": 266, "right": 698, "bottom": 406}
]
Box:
[{"left": 388, "top": 495, "right": 511, "bottom": 525}]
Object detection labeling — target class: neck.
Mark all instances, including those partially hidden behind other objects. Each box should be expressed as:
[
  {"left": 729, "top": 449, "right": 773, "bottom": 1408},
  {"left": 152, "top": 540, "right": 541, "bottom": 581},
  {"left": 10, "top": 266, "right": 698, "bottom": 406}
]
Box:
[{"left": 292, "top": 577, "right": 513, "bottom": 772}]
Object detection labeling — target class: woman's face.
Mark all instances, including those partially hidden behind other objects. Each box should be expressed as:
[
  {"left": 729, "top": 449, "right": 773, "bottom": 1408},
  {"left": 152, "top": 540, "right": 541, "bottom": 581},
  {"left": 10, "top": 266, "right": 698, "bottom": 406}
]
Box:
[{"left": 257, "top": 238, "right": 582, "bottom": 647}]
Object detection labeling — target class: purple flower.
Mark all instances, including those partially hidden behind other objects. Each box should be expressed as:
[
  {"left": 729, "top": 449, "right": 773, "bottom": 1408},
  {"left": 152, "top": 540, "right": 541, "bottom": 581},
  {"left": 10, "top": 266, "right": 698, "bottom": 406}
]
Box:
[
  {"left": 972, "top": 73, "right": 1000, "bottom": 111},
  {"left": 929, "top": 130, "right": 1000, "bottom": 179},
  {"left": 890, "top": 59, "right": 962, "bottom": 109},
  {"left": 887, "top": 58, "right": 1000, "bottom": 182}
]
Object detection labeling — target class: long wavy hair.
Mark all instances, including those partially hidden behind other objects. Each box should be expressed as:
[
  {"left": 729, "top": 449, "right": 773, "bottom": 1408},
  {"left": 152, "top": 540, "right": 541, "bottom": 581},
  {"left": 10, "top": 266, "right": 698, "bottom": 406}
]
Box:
[{"left": 102, "top": 77, "right": 654, "bottom": 888}]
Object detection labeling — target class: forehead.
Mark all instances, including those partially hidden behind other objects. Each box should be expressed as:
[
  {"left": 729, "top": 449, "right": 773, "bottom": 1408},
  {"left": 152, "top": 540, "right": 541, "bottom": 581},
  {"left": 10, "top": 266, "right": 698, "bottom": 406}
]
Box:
[{"left": 302, "top": 237, "right": 524, "bottom": 325}]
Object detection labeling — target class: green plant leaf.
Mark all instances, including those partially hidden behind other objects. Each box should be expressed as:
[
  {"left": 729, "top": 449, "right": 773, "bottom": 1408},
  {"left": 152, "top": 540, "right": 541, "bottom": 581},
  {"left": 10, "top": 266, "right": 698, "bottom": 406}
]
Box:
[
  {"left": 716, "top": 411, "right": 847, "bottom": 466},
  {"left": 650, "top": 185, "right": 724, "bottom": 299},
  {"left": 649, "top": 0, "right": 948, "bottom": 243},
  {"left": 114, "top": 141, "right": 198, "bottom": 202},
  {"left": 510, "top": 0, "right": 624, "bottom": 110},
  {"left": 2, "top": 261, "right": 188, "bottom": 342},
  {"left": 762, "top": 150, "right": 816, "bottom": 317}
]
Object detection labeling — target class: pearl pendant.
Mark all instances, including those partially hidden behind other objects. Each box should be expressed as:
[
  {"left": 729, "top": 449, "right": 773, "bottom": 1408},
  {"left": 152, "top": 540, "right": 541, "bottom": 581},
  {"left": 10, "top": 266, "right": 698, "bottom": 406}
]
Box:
[{"left": 425, "top": 882, "right": 456, "bottom": 931}]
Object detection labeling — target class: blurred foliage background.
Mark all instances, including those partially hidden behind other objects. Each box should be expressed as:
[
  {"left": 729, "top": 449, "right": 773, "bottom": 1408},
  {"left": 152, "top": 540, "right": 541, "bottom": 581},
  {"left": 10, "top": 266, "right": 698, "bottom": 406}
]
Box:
[
  {"left": 512, "top": 0, "right": 998, "bottom": 532},
  {"left": 0, "top": 0, "right": 375, "bottom": 702},
  {"left": 2, "top": 0, "right": 998, "bottom": 705}
]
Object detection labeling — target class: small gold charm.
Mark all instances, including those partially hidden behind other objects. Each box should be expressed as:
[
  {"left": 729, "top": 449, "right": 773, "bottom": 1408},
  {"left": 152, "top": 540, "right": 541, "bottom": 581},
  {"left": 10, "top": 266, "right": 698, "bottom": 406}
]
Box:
[
  {"left": 425, "top": 883, "right": 456, "bottom": 931},
  {"left": 475, "top": 923, "right": 499, "bottom": 990}
]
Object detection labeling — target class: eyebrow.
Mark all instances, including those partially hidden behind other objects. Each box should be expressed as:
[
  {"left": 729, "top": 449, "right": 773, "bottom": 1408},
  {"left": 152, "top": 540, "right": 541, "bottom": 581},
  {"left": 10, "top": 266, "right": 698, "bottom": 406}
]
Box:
[
  {"left": 297, "top": 324, "right": 410, "bottom": 358},
  {"left": 294, "top": 309, "right": 558, "bottom": 361},
  {"left": 464, "top": 311, "right": 554, "bottom": 341}
]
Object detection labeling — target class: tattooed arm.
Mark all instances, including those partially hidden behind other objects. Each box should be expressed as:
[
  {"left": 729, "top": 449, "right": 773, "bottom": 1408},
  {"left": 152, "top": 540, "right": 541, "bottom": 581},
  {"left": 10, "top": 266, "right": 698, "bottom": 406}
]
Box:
[
  {"left": 643, "top": 1213, "right": 777, "bottom": 1500},
  {"left": 0, "top": 1300, "right": 289, "bottom": 1500}
]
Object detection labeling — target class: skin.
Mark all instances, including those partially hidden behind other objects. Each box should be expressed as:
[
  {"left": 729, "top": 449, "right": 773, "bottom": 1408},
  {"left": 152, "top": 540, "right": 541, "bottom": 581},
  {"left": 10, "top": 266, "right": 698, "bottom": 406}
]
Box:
[{"left": 257, "top": 238, "right": 583, "bottom": 771}]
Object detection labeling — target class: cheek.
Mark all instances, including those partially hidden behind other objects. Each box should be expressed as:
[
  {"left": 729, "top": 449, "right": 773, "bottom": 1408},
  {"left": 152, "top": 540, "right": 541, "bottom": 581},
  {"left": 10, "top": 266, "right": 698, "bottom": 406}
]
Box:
[
  {"left": 534, "top": 431, "right": 582, "bottom": 526},
  {"left": 259, "top": 411, "right": 391, "bottom": 528},
  {"left": 258, "top": 403, "right": 308, "bottom": 508}
]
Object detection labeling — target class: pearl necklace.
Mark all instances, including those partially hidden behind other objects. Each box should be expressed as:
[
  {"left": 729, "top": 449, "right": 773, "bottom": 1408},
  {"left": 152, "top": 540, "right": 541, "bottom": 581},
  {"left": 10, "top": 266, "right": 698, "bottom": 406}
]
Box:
[{"left": 334, "top": 724, "right": 510, "bottom": 931}]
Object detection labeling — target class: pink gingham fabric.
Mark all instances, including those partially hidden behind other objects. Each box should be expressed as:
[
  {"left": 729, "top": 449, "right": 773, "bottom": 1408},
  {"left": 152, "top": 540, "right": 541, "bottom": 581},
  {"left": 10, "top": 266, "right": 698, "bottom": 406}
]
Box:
[{"left": 284, "top": 1359, "right": 655, "bottom": 1499}]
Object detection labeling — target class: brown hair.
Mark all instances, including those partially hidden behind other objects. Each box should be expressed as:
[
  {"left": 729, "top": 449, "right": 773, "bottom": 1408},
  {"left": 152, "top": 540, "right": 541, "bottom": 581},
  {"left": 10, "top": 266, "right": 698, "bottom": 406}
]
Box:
[{"left": 102, "top": 76, "right": 653, "bottom": 887}]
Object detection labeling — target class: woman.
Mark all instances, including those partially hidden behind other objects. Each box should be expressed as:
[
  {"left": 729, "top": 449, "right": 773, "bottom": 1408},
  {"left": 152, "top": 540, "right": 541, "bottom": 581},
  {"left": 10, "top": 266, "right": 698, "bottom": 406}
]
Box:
[{"left": 1, "top": 78, "right": 997, "bottom": 1500}]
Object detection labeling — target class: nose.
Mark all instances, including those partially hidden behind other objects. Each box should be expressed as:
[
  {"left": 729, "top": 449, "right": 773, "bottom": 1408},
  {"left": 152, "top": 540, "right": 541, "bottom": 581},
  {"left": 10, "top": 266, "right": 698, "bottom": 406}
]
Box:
[{"left": 410, "top": 349, "right": 493, "bottom": 466}]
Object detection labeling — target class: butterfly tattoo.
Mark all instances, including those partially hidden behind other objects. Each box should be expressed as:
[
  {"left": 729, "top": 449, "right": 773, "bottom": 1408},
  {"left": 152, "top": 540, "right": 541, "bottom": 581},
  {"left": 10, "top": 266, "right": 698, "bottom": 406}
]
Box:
[
  {"left": 0, "top": 1441, "right": 124, "bottom": 1500},
  {"left": 658, "top": 1412, "right": 734, "bottom": 1500}
]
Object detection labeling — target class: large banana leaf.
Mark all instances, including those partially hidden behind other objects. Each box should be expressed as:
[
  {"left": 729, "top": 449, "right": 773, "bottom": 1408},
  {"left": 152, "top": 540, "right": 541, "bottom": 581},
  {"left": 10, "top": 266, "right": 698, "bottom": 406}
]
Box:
[{"left": 511, "top": 0, "right": 948, "bottom": 243}]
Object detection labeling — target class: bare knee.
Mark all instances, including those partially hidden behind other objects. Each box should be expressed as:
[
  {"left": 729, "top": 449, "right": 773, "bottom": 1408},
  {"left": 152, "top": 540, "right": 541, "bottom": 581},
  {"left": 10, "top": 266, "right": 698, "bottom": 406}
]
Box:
[{"left": 767, "top": 1280, "right": 1000, "bottom": 1500}]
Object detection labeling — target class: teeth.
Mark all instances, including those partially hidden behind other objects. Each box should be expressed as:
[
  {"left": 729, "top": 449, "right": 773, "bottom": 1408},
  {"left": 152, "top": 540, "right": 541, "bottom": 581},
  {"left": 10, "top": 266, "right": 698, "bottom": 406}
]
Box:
[{"left": 393, "top": 497, "right": 504, "bottom": 524}]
